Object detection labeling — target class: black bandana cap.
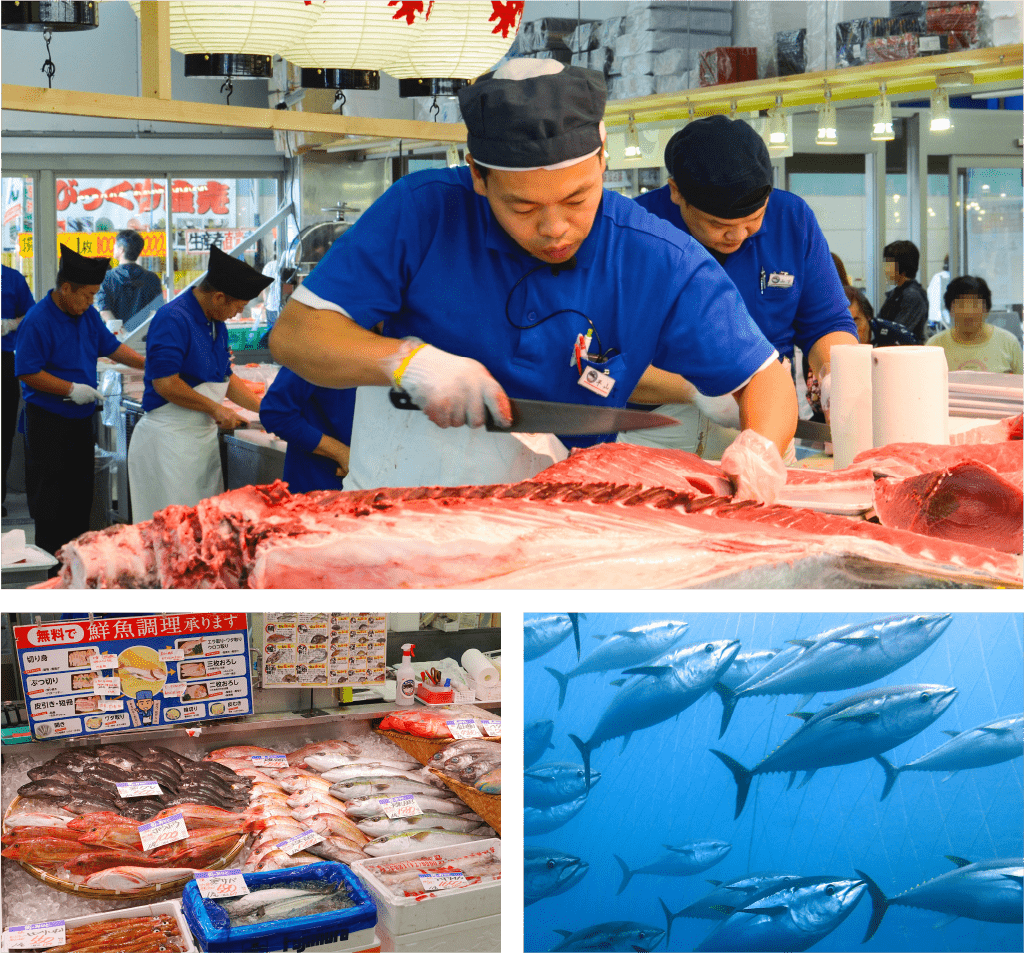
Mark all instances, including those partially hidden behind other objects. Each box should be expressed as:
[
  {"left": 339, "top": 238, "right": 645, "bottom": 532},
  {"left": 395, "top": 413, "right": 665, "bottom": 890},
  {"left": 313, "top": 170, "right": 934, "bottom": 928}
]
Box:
[
  {"left": 59, "top": 246, "right": 110, "bottom": 285},
  {"left": 206, "top": 245, "right": 273, "bottom": 301},
  {"left": 668, "top": 114, "right": 774, "bottom": 220},
  {"left": 459, "top": 62, "right": 607, "bottom": 170}
]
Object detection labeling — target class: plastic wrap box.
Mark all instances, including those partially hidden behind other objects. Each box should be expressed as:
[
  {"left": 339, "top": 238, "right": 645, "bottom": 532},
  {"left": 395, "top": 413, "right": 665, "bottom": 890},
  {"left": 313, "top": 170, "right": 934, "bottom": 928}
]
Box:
[
  {"left": 620, "top": 52, "right": 656, "bottom": 76},
  {"left": 520, "top": 17, "right": 576, "bottom": 53},
  {"left": 654, "top": 46, "right": 706, "bottom": 75},
  {"left": 608, "top": 75, "right": 657, "bottom": 99},
  {"left": 777, "top": 28, "right": 807, "bottom": 75},
  {"left": 616, "top": 29, "right": 702, "bottom": 56},
  {"left": 926, "top": 2, "right": 980, "bottom": 32},
  {"left": 698, "top": 47, "right": 757, "bottom": 86},
  {"left": 594, "top": 16, "right": 625, "bottom": 49},
  {"left": 656, "top": 72, "right": 692, "bottom": 95},
  {"left": 625, "top": 6, "right": 733, "bottom": 35},
  {"left": 0, "top": 902, "right": 197, "bottom": 953},
  {"left": 589, "top": 47, "right": 614, "bottom": 75},
  {"left": 374, "top": 914, "right": 500, "bottom": 953},
  {"left": 567, "top": 21, "right": 598, "bottom": 53},
  {"left": 867, "top": 33, "right": 919, "bottom": 62}
]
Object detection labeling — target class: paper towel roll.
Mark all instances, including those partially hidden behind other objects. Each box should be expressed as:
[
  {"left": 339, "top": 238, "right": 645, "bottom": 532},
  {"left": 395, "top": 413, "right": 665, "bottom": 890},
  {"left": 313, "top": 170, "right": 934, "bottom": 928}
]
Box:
[
  {"left": 462, "top": 649, "right": 499, "bottom": 685},
  {"left": 872, "top": 346, "right": 949, "bottom": 448},
  {"left": 830, "top": 344, "right": 874, "bottom": 469}
]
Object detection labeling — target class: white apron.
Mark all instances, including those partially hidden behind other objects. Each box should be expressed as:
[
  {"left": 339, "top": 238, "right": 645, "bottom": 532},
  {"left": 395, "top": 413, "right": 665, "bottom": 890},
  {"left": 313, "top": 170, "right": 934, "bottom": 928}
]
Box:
[{"left": 127, "top": 380, "right": 229, "bottom": 522}]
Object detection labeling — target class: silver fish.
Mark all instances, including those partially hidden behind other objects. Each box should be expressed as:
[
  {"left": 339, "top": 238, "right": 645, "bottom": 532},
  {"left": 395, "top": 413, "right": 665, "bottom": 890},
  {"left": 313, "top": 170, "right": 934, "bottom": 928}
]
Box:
[
  {"left": 356, "top": 812, "right": 491, "bottom": 837},
  {"left": 343, "top": 793, "right": 467, "bottom": 817},
  {"left": 525, "top": 720, "right": 555, "bottom": 768},
  {"left": 524, "top": 846, "right": 589, "bottom": 907},
  {"left": 525, "top": 613, "right": 581, "bottom": 663},
  {"left": 320, "top": 763, "right": 440, "bottom": 785},
  {"left": 362, "top": 828, "right": 495, "bottom": 857},
  {"left": 329, "top": 777, "right": 446, "bottom": 801},
  {"left": 524, "top": 762, "right": 590, "bottom": 809},
  {"left": 615, "top": 841, "right": 732, "bottom": 895},
  {"left": 550, "top": 921, "right": 664, "bottom": 952},
  {"left": 660, "top": 872, "right": 806, "bottom": 930}
]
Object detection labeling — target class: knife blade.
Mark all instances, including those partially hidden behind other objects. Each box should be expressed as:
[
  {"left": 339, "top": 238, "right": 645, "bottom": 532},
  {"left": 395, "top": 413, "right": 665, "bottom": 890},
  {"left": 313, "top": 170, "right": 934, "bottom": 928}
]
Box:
[
  {"left": 794, "top": 419, "right": 832, "bottom": 442},
  {"left": 389, "top": 389, "right": 679, "bottom": 435}
]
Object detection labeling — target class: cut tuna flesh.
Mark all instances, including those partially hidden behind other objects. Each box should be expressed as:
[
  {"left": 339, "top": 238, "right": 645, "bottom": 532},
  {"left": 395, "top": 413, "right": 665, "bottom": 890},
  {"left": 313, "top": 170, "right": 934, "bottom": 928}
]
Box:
[
  {"left": 44, "top": 479, "right": 1021, "bottom": 590},
  {"left": 949, "top": 413, "right": 1022, "bottom": 445},
  {"left": 873, "top": 461, "right": 1024, "bottom": 554},
  {"left": 852, "top": 439, "right": 1022, "bottom": 479}
]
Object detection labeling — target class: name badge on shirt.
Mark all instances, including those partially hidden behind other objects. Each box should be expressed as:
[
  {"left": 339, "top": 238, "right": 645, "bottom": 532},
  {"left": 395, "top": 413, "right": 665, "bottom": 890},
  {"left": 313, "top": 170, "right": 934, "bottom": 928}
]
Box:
[
  {"left": 578, "top": 366, "right": 615, "bottom": 398},
  {"left": 767, "top": 271, "right": 795, "bottom": 289}
]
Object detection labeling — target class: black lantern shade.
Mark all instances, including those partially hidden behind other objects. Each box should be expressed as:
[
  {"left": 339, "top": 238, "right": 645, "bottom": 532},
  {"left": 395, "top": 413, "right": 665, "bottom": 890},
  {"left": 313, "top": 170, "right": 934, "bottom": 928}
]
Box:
[
  {"left": 398, "top": 78, "right": 469, "bottom": 99},
  {"left": 1, "top": 0, "right": 98, "bottom": 31},
  {"left": 184, "top": 53, "right": 273, "bottom": 79},
  {"left": 300, "top": 68, "right": 380, "bottom": 91}
]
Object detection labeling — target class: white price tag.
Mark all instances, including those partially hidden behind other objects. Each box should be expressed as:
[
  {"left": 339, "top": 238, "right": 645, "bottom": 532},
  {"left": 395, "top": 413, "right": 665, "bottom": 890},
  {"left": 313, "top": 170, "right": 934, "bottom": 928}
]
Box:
[
  {"left": 379, "top": 795, "right": 422, "bottom": 819},
  {"left": 162, "top": 682, "right": 186, "bottom": 697},
  {"left": 419, "top": 868, "right": 467, "bottom": 891},
  {"left": 446, "top": 718, "right": 482, "bottom": 739},
  {"left": 139, "top": 812, "right": 188, "bottom": 851},
  {"left": 89, "top": 654, "right": 119, "bottom": 671},
  {"left": 116, "top": 781, "right": 162, "bottom": 798},
  {"left": 4, "top": 921, "right": 66, "bottom": 949},
  {"left": 97, "top": 699, "right": 124, "bottom": 712},
  {"left": 250, "top": 755, "right": 288, "bottom": 768},
  {"left": 276, "top": 830, "right": 323, "bottom": 856},
  {"left": 159, "top": 648, "right": 185, "bottom": 662},
  {"left": 481, "top": 720, "right": 502, "bottom": 738},
  {"left": 93, "top": 677, "right": 122, "bottom": 696},
  {"left": 195, "top": 869, "right": 249, "bottom": 899}
]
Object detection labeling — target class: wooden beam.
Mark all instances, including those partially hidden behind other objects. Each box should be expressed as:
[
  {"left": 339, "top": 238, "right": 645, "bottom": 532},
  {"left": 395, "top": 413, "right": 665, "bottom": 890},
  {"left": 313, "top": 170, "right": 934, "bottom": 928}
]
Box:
[
  {"left": 138, "top": 1, "right": 172, "bottom": 100},
  {"left": 1, "top": 84, "right": 467, "bottom": 142}
]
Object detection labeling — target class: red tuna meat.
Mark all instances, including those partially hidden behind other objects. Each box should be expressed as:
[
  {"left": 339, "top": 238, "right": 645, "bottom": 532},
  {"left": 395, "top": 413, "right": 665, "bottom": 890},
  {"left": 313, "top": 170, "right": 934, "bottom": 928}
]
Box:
[{"left": 853, "top": 439, "right": 1023, "bottom": 480}]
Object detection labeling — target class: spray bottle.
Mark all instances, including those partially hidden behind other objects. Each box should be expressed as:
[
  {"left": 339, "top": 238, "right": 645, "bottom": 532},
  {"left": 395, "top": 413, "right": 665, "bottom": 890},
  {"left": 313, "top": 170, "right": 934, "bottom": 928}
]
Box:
[{"left": 395, "top": 643, "right": 416, "bottom": 706}]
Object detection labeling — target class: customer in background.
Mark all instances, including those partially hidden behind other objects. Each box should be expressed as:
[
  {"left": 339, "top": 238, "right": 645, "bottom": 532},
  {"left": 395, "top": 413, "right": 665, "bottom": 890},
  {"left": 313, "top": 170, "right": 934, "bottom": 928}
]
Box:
[
  {"left": 927, "top": 275, "right": 1023, "bottom": 374},
  {"left": 927, "top": 254, "right": 951, "bottom": 332},
  {"left": 258, "top": 259, "right": 297, "bottom": 347},
  {"left": 2, "top": 264, "right": 34, "bottom": 516},
  {"left": 879, "top": 239, "right": 929, "bottom": 343},
  {"left": 95, "top": 229, "right": 163, "bottom": 332}
]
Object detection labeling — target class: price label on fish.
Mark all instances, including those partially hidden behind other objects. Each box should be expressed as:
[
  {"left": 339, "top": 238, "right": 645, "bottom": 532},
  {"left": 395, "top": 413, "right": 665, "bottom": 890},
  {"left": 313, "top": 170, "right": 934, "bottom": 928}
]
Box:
[
  {"left": 195, "top": 869, "right": 249, "bottom": 899},
  {"left": 276, "top": 830, "right": 323, "bottom": 856},
  {"left": 481, "top": 720, "right": 501, "bottom": 737},
  {"left": 250, "top": 754, "right": 288, "bottom": 768},
  {"left": 379, "top": 794, "right": 423, "bottom": 818},
  {"left": 419, "top": 868, "right": 467, "bottom": 891},
  {"left": 159, "top": 648, "right": 185, "bottom": 662},
  {"left": 89, "top": 654, "right": 119, "bottom": 671},
  {"left": 446, "top": 719, "right": 482, "bottom": 739},
  {"left": 116, "top": 781, "right": 162, "bottom": 798},
  {"left": 93, "top": 677, "right": 121, "bottom": 696},
  {"left": 4, "top": 921, "right": 65, "bottom": 949},
  {"left": 138, "top": 812, "right": 188, "bottom": 851}
]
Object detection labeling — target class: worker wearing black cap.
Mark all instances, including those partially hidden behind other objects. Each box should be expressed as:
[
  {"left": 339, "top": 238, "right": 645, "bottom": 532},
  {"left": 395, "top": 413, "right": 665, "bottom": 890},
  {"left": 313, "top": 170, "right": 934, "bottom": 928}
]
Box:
[
  {"left": 15, "top": 246, "right": 146, "bottom": 559},
  {"left": 127, "top": 245, "right": 271, "bottom": 521},
  {"left": 627, "top": 114, "right": 858, "bottom": 458},
  {"left": 271, "top": 60, "right": 796, "bottom": 502}
]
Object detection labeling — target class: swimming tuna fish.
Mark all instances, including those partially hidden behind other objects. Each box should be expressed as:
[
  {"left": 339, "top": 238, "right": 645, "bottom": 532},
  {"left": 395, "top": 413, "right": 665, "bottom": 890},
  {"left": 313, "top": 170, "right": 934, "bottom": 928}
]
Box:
[
  {"left": 526, "top": 614, "right": 582, "bottom": 663},
  {"left": 659, "top": 872, "right": 805, "bottom": 936},
  {"left": 715, "top": 613, "right": 952, "bottom": 736},
  {"left": 615, "top": 841, "right": 732, "bottom": 895},
  {"left": 524, "top": 762, "right": 591, "bottom": 809},
  {"left": 569, "top": 639, "right": 740, "bottom": 790},
  {"left": 545, "top": 620, "right": 689, "bottom": 709},
  {"left": 525, "top": 846, "right": 589, "bottom": 907},
  {"left": 877, "top": 712, "right": 1024, "bottom": 799},
  {"left": 857, "top": 857, "right": 1024, "bottom": 941},
  {"left": 549, "top": 921, "right": 665, "bottom": 952},
  {"left": 525, "top": 720, "right": 555, "bottom": 768},
  {"left": 524, "top": 789, "right": 596, "bottom": 837},
  {"left": 711, "top": 683, "right": 958, "bottom": 817},
  {"left": 694, "top": 876, "right": 866, "bottom": 952}
]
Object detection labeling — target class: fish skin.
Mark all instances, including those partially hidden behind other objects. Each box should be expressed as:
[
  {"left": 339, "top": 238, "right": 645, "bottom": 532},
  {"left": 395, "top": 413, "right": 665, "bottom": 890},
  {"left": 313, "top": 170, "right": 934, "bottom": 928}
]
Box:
[
  {"left": 356, "top": 812, "right": 492, "bottom": 837},
  {"left": 569, "top": 639, "right": 741, "bottom": 791},
  {"left": 549, "top": 920, "right": 665, "bottom": 952},
  {"left": 661, "top": 872, "right": 805, "bottom": 929},
  {"left": 615, "top": 841, "right": 732, "bottom": 895},
  {"left": 320, "top": 763, "right": 438, "bottom": 785},
  {"left": 475, "top": 766, "right": 501, "bottom": 794},
  {"left": 877, "top": 712, "right": 1024, "bottom": 799},
  {"left": 526, "top": 614, "right": 576, "bottom": 663},
  {"left": 81, "top": 865, "right": 200, "bottom": 890},
  {"left": 220, "top": 886, "right": 329, "bottom": 918},
  {"left": 711, "top": 683, "right": 958, "bottom": 818},
  {"left": 695, "top": 876, "right": 866, "bottom": 952},
  {"left": 857, "top": 857, "right": 1024, "bottom": 941},
  {"left": 329, "top": 777, "right": 444, "bottom": 801},
  {"left": 362, "top": 829, "right": 495, "bottom": 857},
  {"left": 525, "top": 720, "right": 555, "bottom": 768},
  {"left": 524, "top": 790, "right": 594, "bottom": 837},
  {"left": 524, "top": 762, "right": 592, "bottom": 809},
  {"left": 525, "top": 846, "right": 589, "bottom": 907},
  {"left": 342, "top": 793, "right": 466, "bottom": 817}
]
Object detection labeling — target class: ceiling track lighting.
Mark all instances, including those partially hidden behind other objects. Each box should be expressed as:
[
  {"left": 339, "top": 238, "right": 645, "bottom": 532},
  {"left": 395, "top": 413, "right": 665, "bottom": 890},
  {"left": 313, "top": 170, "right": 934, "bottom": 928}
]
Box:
[
  {"left": 767, "top": 95, "right": 789, "bottom": 154},
  {"left": 930, "top": 87, "right": 954, "bottom": 132},
  {"left": 816, "top": 87, "right": 838, "bottom": 146},
  {"left": 624, "top": 113, "right": 642, "bottom": 160},
  {"left": 872, "top": 83, "right": 895, "bottom": 141}
]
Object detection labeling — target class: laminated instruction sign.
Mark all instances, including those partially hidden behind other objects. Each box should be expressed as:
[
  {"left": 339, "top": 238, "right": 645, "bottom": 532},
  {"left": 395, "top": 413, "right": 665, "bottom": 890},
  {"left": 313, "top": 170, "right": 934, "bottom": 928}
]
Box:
[
  {"left": 14, "top": 614, "right": 253, "bottom": 741},
  {"left": 262, "top": 613, "right": 386, "bottom": 689}
]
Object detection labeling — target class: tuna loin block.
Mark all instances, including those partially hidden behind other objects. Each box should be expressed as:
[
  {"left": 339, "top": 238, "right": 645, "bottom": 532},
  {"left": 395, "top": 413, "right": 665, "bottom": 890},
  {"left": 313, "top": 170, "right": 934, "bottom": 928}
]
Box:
[{"left": 874, "top": 461, "right": 1023, "bottom": 554}]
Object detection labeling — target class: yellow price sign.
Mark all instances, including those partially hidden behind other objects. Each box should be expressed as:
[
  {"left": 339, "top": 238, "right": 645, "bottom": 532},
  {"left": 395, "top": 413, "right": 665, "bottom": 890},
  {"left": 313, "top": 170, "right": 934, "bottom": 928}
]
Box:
[
  {"left": 18, "top": 231, "right": 166, "bottom": 260},
  {"left": 18, "top": 233, "right": 33, "bottom": 258}
]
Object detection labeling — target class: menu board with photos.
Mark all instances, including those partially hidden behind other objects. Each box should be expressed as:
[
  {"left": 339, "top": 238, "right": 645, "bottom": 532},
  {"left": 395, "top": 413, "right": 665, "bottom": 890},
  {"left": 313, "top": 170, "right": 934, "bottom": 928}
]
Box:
[{"left": 261, "top": 613, "right": 387, "bottom": 689}]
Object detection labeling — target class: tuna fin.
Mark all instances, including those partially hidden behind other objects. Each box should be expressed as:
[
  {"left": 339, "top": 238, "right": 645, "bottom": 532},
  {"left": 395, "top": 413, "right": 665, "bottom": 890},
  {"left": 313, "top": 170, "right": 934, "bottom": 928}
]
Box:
[
  {"left": 876, "top": 755, "right": 900, "bottom": 801},
  {"left": 622, "top": 665, "right": 672, "bottom": 677},
  {"left": 620, "top": 733, "right": 633, "bottom": 753},
  {"left": 709, "top": 750, "right": 753, "bottom": 819},
  {"left": 708, "top": 903, "right": 736, "bottom": 914},
  {"left": 658, "top": 897, "right": 678, "bottom": 947},
  {"left": 788, "top": 711, "right": 814, "bottom": 721},
  {"left": 797, "top": 769, "right": 817, "bottom": 788},
  {"left": 834, "top": 711, "right": 881, "bottom": 723},
  {"left": 836, "top": 633, "right": 879, "bottom": 644},
  {"left": 567, "top": 613, "right": 580, "bottom": 661},
  {"left": 544, "top": 666, "right": 570, "bottom": 711},
  {"left": 553, "top": 929, "right": 572, "bottom": 938},
  {"left": 942, "top": 729, "right": 961, "bottom": 737},
  {"left": 787, "top": 639, "right": 815, "bottom": 647},
  {"left": 1001, "top": 873, "right": 1024, "bottom": 884},
  {"left": 945, "top": 855, "right": 972, "bottom": 868},
  {"left": 855, "top": 868, "right": 889, "bottom": 943},
  {"left": 739, "top": 905, "right": 787, "bottom": 917},
  {"left": 615, "top": 855, "right": 633, "bottom": 895},
  {"left": 941, "top": 771, "right": 957, "bottom": 783},
  {"left": 568, "top": 734, "right": 592, "bottom": 792},
  {"left": 786, "top": 772, "right": 797, "bottom": 790},
  {"left": 706, "top": 879, "right": 723, "bottom": 888},
  {"left": 712, "top": 682, "right": 738, "bottom": 738},
  {"left": 932, "top": 913, "right": 960, "bottom": 930},
  {"left": 609, "top": 678, "right": 627, "bottom": 687},
  {"left": 796, "top": 692, "right": 815, "bottom": 710},
  {"left": 981, "top": 724, "right": 1012, "bottom": 733}
]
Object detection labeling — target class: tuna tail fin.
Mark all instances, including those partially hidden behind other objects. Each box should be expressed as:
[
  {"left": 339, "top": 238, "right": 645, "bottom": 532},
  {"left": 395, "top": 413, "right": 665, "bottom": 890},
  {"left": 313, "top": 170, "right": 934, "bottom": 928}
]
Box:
[
  {"left": 876, "top": 755, "right": 900, "bottom": 801},
  {"left": 568, "top": 733, "right": 592, "bottom": 792},
  {"left": 855, "top": 869, "right": 889, "bottom": 943},
  {"left": 945, "top": 855, "right": 972, "bottom": 868},
  {"left": 567, "top": 613, "right": 581, "bottom": 661},
  {"left": 658, "top": 897, "right": 679, "bottom": 947},
  {"left": 709, "top": 750, "right": 753, "bottom": 819},
  {"left": 544, "top": 667, "right": 570, "bottom": 710},
  {"left": 712, "top": 683, "right": 738, "bottom": 738},
  {"left": 615, "top": 854, "right": 633, "bottom": 895}
]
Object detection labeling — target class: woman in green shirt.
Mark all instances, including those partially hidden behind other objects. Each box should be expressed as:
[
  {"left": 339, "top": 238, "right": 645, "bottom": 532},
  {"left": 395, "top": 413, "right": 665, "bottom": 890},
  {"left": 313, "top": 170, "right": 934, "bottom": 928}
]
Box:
[{"left": 927, "top": 275, "right": 1022, "bottom": 374}]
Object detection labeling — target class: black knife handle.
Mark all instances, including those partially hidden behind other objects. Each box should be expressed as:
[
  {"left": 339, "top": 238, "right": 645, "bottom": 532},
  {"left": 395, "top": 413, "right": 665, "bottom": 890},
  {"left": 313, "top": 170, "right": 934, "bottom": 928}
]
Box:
[{"left": 390, "top": 387, "right": 511, "bottom": 431}]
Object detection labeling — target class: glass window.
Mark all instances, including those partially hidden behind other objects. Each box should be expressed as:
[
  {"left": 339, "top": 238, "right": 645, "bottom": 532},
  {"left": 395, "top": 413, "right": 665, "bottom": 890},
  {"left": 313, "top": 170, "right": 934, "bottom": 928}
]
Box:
[
  {"left": 2, "top": 176, "right": 35, "bottom": 295},
  {"left": 885, "top": 172, "right": 911, "bottom": 244},
  {"left": 926, "top": 166, "right": 951, "bottom": 289},
  {"left": 960, "top": 167, "right": 1023, "bottom": 311}
]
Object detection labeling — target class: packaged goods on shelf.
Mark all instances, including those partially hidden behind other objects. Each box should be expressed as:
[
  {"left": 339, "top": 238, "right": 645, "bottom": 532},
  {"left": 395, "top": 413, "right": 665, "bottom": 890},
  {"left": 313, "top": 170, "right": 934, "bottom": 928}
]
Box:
[
  {"left": 654, "top": 46, "right": 701, "bottom": 75},
  {"left": 594, "top": 16, "right": 626, "bottom": 49},
  {"left": 608, "top": 75, "right": 657, "bottom": 99},
  {"left": 698, "top": 47, "right": 758, "bottom": 86},
  {"left": 625, "top": 5, "right": 734, "bottom": 35},
  {"left": 656, "top": 71, "right": 693, "bottom": 95},
  {"left": 777, "top": 28, "right": 807, "bottom": 75},
  {"left": 519, "top": 17, "right": 576, "bottom": 53},
  {"left": 867, "top": 32, "right": 920, "bottom": 61},
  {"left": 926, "top": 1, "right": 981, "bottom": 32},
  {"left": 619, "top": 52, "right": 657, "bottom": 76},
  {"left": 589, "top": 47, "right": 614, "bottom": 75},
  {"left": 567, "top": 20, "right": 598, "bottom": 53},
  {"left": 615, "top": 29, "right": 709, "bottom": 57}
]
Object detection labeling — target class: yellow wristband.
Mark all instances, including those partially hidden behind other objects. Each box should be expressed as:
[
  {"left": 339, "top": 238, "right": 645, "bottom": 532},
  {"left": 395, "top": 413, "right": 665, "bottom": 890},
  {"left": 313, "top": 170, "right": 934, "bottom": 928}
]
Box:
[{"left": 392, "top": 343, "right": 428, "bottom": 388}]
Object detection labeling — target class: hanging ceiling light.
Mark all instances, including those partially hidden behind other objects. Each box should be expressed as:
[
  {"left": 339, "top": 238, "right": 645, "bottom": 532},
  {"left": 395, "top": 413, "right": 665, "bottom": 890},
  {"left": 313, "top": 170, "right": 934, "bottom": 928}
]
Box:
[
  {"left": 930, "top": 87, "right": 954, "bottom": 132},
  {"left": 1, "top": 1, "right": 98, "bottom": 31},
  {"left": 624, "top": 114, "right": 642, "bottom": 159},
  {"left": 816, "top": 89, "right": 838, "bottom": 146},
  {"left": 766, "top": 95, "right": 789, "bottom": 155},
  {"left": 871, "top": 83, "right": 895, "bottom": 141}
]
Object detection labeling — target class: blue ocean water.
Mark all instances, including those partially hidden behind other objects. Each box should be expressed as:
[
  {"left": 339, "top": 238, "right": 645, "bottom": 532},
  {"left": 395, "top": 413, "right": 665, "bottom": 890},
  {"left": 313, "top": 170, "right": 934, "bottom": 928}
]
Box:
[{"left": 524, "top": 613, "right": 1023, "bottom": 953}]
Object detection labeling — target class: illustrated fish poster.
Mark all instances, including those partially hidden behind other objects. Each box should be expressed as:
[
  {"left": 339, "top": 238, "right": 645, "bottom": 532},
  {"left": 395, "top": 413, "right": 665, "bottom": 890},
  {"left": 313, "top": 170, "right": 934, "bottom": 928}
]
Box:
[
  {"left": 261, "top": 612, "right": 387, "bottom": 689},
  {"left": 14, "top": 613, "right": 254, "bottom": 741}
]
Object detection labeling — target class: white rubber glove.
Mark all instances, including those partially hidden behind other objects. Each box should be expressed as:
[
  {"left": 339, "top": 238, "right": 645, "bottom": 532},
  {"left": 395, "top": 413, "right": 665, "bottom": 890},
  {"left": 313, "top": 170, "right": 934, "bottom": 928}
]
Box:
[
  {"left": 691, "top": 390, "right": 742, "bottom": 430},
  {"left": 66, "top": 382, "right": 104, "bottom": 405},
  {"left": 720, "top": 429, "right": 787, "bottom": 504},
  {"left": 818, "top": 367, "right": 832, "bottom": 416},
  {"left": 1, "top": 318, "right": 19, "bottom": 336},
  {"left": 389, "top": 342, "right": 511, "bottom": 429}
]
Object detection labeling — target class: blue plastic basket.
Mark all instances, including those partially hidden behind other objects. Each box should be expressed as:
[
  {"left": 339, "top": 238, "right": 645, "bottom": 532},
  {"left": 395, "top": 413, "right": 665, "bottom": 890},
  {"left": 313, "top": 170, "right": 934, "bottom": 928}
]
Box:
[{"left": 181, "top": 862, "right": 377, "bottom": 953}]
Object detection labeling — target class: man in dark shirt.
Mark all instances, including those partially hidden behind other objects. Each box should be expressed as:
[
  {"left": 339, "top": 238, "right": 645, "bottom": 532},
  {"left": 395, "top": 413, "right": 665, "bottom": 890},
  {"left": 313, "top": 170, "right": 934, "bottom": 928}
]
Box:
[
  {"left": 878, "top": 239, "right": 929, "bottom": 342},
  {"left": 95, "top": 229, "right": 163, "bottom": 331}
]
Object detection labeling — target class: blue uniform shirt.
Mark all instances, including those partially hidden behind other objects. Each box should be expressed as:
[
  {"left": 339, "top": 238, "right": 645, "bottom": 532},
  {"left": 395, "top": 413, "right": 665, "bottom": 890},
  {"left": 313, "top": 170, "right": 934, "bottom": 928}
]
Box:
[
  {"left": 143, "top": 288, "right": 232, "bottom": 411},
  {"left": 2, "top": 264, "right": 35, "bottom": 353},
  {"left": 259, "top": 367, "right": 356, "bottom": 494},
  {"left": 15, "top": 291, "right": 121, "bottom": 419},
  {"left": 299, "top": 166, "right": 776, "bottom": 449},
  {"left": 635, "top": 186, "right": 856, "bottom": 360}
]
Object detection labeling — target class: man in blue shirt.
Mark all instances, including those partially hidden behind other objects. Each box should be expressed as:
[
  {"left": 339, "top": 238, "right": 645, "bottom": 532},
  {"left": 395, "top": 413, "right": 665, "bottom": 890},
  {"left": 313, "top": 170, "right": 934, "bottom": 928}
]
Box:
[
  {"left": 15, "top": 247, "right": 145, "bottom": 557},
  {"left": 2, "top": 263, "right": 34, "bottom": 516},
  {"left": 626, "top": 115, "right": 858, "bottom": 456},
  {"left": 95, "top": 229, "right": 164, "bottom": 332},
  {"left": 272, "top": 61, "right": 796, "bottom": 502}
]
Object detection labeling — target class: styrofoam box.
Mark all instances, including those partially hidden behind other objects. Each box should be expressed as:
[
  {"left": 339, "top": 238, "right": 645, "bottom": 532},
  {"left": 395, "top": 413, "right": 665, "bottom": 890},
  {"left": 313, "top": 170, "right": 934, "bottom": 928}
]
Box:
[
  {"left": 0, "top": 901, "right": 196, "bottom": 953},
  {"left": 351, "top": 840, "right": 500, "bottom": 937},
  {"left": 375, "top": 914, "right": 501, "bottom": 953}
]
